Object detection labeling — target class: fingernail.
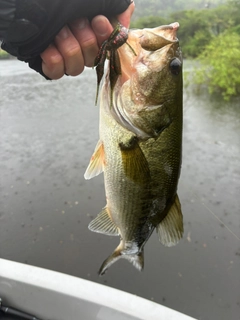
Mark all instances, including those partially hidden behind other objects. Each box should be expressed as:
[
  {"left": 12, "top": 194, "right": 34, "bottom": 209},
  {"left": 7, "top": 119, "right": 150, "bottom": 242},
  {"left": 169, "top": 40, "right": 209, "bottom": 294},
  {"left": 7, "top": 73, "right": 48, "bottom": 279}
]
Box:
[
  {"left": 72, "top": 18, "right": 88, "bottom": 30},
  {"left": 57, "top": 26, "right": 69, "bottom": 40}
]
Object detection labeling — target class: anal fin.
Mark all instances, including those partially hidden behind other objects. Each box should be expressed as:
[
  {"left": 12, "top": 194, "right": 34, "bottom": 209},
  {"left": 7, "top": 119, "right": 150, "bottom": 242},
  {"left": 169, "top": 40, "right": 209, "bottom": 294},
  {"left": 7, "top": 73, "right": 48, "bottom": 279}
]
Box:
[
  {"left": 157, "top": 194, "right": 183, "bottom": 247},
  {"left": 88, "top": 207, "right": 119, "bottom": 236},
  {"left": 84, "top": 140, "right": 105, "bottom": 180}
]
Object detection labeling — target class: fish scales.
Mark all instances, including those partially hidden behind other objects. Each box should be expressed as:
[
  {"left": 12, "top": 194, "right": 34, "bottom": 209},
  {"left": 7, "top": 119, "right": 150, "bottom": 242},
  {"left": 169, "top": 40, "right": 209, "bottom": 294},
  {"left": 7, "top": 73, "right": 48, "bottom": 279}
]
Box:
[
  {"left": 85, "top": 22, "right": 183, "bottom": 275},
  {"left": 100, "top": 98, "right": 152, "bottom": 240}
]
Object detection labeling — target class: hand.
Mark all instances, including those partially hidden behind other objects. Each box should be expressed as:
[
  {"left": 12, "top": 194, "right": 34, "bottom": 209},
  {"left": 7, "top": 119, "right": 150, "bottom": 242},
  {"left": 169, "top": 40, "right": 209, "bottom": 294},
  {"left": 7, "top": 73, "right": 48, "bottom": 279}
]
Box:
[{"left": 41, "top": 1, "right": 135, "bottom": 80}]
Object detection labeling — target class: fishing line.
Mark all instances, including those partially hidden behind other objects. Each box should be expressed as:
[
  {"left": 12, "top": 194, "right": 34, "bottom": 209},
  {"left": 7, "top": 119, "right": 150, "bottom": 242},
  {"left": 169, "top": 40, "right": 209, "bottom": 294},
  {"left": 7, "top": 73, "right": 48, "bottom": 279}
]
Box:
[
  {"left": 192, "top": 192, "right": 240, "bottom": 241},
  {"left": 201, "top": 201, "right": 240, "bottom": 241}
]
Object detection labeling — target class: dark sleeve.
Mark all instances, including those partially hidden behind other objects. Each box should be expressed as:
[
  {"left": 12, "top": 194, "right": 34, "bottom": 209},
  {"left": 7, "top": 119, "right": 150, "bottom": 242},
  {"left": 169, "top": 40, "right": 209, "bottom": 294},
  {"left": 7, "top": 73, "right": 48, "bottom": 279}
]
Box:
[
  {"left": 0, "top": 0, "right": 16, "bottom": 38},
  {"left": 0, "top": 0, "right": 132, "bottom": 79}
]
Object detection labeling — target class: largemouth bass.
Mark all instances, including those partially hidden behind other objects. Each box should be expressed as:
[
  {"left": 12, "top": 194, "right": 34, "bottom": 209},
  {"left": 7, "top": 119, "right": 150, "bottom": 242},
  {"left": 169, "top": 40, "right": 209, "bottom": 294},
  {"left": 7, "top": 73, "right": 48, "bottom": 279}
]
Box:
[{"left": 85, "top": 22, "right": 183, "bottom": 275}]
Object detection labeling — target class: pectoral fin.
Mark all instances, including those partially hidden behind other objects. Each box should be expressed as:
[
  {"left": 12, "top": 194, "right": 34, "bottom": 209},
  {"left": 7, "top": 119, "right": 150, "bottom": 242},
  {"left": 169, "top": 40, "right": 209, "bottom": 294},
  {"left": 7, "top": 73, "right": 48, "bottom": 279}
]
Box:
[
  {"left": 84, "top": 140, "right": 105, "bottom": 180},
  {"left": 157, "top": 194, "right": 183, "bottom": 247},
  {"left": 88, "top": 207, "right": 119, "bottom": 236},
  {"left": 119, "top": 137, "right": 150, "bottom": 184}
]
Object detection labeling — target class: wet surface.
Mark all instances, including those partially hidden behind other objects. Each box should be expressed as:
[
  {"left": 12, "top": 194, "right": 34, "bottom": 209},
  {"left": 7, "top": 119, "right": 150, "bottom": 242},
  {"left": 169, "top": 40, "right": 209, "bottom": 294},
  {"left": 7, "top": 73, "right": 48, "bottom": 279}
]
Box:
[{"left": 0, "top": 60, "right": 240, "bottom": 320}]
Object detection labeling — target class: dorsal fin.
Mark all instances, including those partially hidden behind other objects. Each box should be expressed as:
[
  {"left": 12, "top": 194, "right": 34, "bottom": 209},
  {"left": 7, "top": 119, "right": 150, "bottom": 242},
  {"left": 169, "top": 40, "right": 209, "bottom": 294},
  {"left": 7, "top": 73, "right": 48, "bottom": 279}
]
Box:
[
  {"left": 88, "top": 207, "right": 119, "bottom": 236},
  {"left": 84, "top": 140, "right": 105, "bottom": 180},
  {"left": 157, "top": 194, "right": 183, "bottom": 247}
]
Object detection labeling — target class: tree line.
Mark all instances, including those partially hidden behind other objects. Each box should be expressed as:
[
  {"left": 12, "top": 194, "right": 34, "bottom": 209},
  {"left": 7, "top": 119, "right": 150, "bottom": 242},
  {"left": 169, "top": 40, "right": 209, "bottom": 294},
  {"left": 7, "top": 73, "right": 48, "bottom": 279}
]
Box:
[{"left": 133, "top": 0, "right": 226, "bottom": 19}]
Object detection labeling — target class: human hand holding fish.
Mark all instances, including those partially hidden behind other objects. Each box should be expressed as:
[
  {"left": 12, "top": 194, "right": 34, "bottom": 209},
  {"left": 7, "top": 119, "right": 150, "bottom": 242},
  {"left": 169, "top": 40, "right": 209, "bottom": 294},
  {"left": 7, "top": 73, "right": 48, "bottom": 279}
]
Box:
[
  {"left": 41, "top": 2, "right": 135, "bottom": 79},
  {"left": 0, "top": 0, "right": 135, "bottom": 78},
  {"left": 85, "top": 22, "right": 184, "bottom": 275}
]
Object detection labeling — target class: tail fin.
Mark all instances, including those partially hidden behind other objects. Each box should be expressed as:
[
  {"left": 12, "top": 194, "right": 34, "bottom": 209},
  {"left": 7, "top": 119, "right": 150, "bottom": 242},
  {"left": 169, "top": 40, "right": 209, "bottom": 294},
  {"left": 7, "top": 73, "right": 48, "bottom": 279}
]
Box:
[{"left": 99, "top": 243, "right": 144, "bottom": 275}]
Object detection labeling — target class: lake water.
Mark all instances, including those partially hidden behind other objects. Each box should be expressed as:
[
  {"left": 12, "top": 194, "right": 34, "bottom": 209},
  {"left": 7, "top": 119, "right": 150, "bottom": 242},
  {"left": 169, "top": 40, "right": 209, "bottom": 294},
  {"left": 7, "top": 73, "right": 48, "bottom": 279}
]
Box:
[{"left": 0, "top": 59, "right": 239, "bottom": 320}]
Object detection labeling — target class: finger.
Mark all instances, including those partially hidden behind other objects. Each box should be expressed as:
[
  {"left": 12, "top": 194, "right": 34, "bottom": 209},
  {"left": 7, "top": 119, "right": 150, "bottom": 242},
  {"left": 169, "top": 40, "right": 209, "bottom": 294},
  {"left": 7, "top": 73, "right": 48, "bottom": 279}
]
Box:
[
  {"left": 117, "top": 1, "right": 135, "bottom": 28},
  {"left": 91, "top": 16, "right": 114, "bottom": 47},
  {"left": 41, "top": 44, "right": 65, "bottom": 79},
  {"left": 54, "top": 25, "right": 84, "bottom": 76},
  {"left": 91, "top": 1, "right": 135, "bottom": 47},
  {"left": 69, "top": 18, "right": 99, "bottom": 68}
]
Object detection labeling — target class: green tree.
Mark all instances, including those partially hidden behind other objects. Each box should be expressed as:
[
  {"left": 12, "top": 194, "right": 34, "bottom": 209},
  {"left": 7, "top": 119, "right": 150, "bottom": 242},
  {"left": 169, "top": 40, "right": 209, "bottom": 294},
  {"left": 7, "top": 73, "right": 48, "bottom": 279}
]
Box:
[
  {"left": 133, "top": 0, "right": 226, "bottom": 19},
  {"left": 170, "top": 9, "right": 213, "bottom": 57},
  {"left": 194, "top": 31, "right": 240, "bottom": 100}
]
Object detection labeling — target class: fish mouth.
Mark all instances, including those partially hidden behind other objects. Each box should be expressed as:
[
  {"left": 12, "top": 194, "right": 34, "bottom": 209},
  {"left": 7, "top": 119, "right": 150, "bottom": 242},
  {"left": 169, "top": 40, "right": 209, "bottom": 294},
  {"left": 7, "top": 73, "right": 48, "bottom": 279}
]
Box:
[
  {"left": 102, "top": 22, "right": 181, "bottom": 138},
  {"left": 117, "top": 22, "right": 180, "bottom": 84},
  {"left": 150, "top": 22, "right": 179, "bottom": 40}
]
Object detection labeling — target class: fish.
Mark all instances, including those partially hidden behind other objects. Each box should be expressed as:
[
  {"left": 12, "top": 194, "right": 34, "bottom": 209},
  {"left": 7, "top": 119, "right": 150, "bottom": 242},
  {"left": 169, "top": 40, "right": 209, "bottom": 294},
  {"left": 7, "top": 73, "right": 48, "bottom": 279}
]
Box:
[{"left": 84, "top": 22, "right": 183, "bottom": 275}]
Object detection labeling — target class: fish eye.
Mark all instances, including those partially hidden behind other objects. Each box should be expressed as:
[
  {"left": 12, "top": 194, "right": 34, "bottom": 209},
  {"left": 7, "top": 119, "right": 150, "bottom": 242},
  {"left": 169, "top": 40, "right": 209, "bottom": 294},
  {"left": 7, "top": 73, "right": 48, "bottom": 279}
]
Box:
[{"left": 169, "top": 58, "right": 182, "bottom": 75}]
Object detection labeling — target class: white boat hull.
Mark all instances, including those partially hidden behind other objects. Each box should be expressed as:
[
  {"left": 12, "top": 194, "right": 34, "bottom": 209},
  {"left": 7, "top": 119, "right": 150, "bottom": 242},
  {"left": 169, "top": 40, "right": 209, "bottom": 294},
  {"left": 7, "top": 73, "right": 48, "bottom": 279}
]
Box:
[{"left": 0, "top": 258, "right": 196, "bottom": 320}]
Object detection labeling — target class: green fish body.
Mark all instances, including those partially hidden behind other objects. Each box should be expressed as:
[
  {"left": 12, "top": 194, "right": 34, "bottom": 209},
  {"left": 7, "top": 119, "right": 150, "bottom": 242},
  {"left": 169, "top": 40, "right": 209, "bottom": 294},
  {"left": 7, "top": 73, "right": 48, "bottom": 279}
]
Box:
[{"left": 85, "top": 23, "right": 183, "bottom": 275}]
